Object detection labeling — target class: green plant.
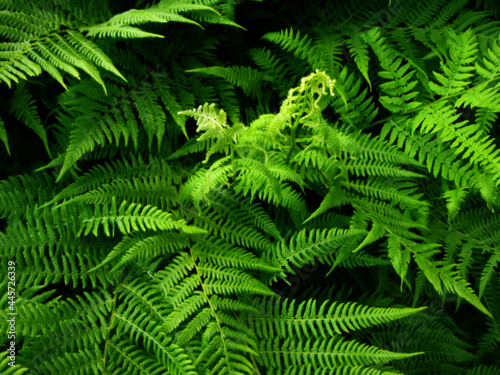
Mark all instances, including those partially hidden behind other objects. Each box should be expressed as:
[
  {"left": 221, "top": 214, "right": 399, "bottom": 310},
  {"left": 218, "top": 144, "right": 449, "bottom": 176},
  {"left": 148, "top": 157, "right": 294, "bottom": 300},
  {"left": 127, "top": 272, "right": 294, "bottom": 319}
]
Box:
[{"left": 1, "top": 0, "right": 500, "bottom": 374}]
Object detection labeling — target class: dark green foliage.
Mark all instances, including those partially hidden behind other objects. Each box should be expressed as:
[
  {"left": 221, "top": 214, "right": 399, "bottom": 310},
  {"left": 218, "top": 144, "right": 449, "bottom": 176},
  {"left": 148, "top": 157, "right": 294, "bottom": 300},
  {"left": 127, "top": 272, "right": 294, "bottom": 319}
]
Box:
[{"left": 1, "top": 0, "right": 500, "bottom": 374}]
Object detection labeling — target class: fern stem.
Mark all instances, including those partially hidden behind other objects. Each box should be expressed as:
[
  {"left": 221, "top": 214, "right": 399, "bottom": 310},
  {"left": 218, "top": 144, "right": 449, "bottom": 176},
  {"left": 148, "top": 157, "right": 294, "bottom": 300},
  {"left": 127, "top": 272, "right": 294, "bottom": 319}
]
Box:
[
  {"left": 285, "top": 105, "right": 305, "bottom": 164},
  {"left": 285, "top": 126, "right": 297, "bottom": 163},
  {"left": 229, "top": 147, "right": 236, "bottom": 187},
  {"left": 250, "top": 353, "right": 262, "bottom": 375},
  {"left": 102, "top": 272, "right": 120, "bottom": 374}
]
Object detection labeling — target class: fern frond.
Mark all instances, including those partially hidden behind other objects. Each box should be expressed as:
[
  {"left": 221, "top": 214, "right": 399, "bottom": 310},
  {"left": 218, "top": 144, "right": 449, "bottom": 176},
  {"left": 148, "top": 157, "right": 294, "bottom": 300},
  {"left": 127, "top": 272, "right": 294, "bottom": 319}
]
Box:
[
  {"left": 248, "top": 297, "right": 426, "bottom": 339},
  {"left": 304, "top": 184, "right": 350, "bottom": 224},
  {"left": 442, "top": 184, "right": 469, "bottom": 222},
  {"left": 380, "top": 118, "right": 479, "bottom": 188},
  {"left": 0, "top": 0, "right": 223, "bottom": 93},
  {"left": 350, "top": 197, "right": 427, "bottom": 239},
  {"left": 345, "top": 27, "right": 371, "bottom": 89},
  {"left": 209, "top": 189, "right": 283, "bottom": 240},
  {"left": 412, "top": 244, "right": 492, "bottom": 317},
  {"left": 411, "top": 102, "right": 500, "bottom": 185},
  {"left": 157, "top": 243, "right": 275, "bottom": 374},
  {"left": 10, "top": 83, "right": 50, "bottom": 155},
  {"left": 269, "top": 228, "right": 367, "bottom": 275},
  {"left": 192, "top": 236, "right": 279, "bottom": 273},
  {"left": 258, "top": 336, "right": 423, "bottom": 368},
  {"left": 113, "top": 302, "right": 198, "bottom": 375},
  {"left": 131, "top": 86, "right": 166, "bottom": 150},
  {"left": 90, "top": 231, "right": 189, "bottom": 273},
  {"left": 83, "top": 24, "right": 165, "bottom": 39},
  {"left": 187, "top": 66, "right": 272, "bottom": 100},
  {"left": 179, "top": 102, "right": 229, "bottom": 140},
  {"left": 387, "top": 233, "right": 412, "bottom": 284},
  {"left": 0, "top": 171, "right": 57, "bottom": 219},
  {"left": 465, "top": 366, "right": 500, "bottom": 375},
  {"left": 180, "top": 160, "right": 232, "bottom": 210},
  {"left": 263, "top": 28, "right": 314, "bottom": 62},
  {"left": 186, "top": 204, "right": 273, "bottom": 252},
  {"left": 65, "top": 29, "right": 127, "bottom": 82},
  {"left": 331, "top": 66, "right": 378, "bottom": 126},
  {"left": 265, "top": 364, "right": 403, "bottom": 375},
  {"left": 364, "top": 27, "right": 421, "bottom": 113},
  {"left": 83, "top": 0, "right": 228, "bottom": 38},
  {"left": 54, "top": 77, "right": 175, "bottom": 181},
  {"left": 429, "top": 29, "right": 478, "bottom": 97},
  {"left": 52, "top": 155, "right": 182, "bottom": 203},
  {"left": 77, "top": 198, "right": 206, "bottom": 237},
  {"left": 342, "top": 177, "right": 427, "bottom": 211}
]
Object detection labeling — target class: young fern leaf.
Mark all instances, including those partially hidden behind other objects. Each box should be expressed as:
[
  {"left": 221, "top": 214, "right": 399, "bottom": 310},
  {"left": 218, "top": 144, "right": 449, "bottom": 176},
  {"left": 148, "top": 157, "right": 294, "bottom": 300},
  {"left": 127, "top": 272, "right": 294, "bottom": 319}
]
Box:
[{"left": 178, "top": 103, "right": 243, "bottom": 163}]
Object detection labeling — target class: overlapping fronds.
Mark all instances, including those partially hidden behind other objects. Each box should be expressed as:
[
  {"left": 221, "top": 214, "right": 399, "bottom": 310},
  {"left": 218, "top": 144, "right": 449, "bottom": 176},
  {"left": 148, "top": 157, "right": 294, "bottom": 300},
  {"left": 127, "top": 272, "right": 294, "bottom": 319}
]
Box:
[{"left": 2, "top": 1, "right": 500, "bottom": 374}]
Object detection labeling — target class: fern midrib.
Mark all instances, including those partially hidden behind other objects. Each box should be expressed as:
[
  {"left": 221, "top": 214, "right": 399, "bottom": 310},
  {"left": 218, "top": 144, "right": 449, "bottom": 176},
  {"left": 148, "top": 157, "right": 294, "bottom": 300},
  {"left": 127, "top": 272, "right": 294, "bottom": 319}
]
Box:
[
  {"left": 112, "top": 313, "right": 192, "bottom": 373},
  {"left": 285, "top": 100, "right": 307, "bottom": 164},
  {"left": 279, "top": 230, "right": 361, "bottom": 267},
  {"left": 248, "top": 311, "right": 404, "bottom": 324},
  {"left": 107, "top": 341, "right": 153, "bottom": 374},
  {"left": 229, "top": 307, "right": 262, "bottom": 375},
  {"left": 258, "top": 347, "right": 414, "bottom": 358},
  {"left": 190, "top": 249, "right": 233, "bottom": 372},
  {"left": 102, "top": 275, "right": 119, "bottom": 375},
  {"left": 118, "top": 282, "right": 167, "bottom": 323},
  {"left": 185, "top": 206, "right": 271, "bottom": 250},
  {"left": 443, "top": 42, "right": 473, "bottom": 98}
]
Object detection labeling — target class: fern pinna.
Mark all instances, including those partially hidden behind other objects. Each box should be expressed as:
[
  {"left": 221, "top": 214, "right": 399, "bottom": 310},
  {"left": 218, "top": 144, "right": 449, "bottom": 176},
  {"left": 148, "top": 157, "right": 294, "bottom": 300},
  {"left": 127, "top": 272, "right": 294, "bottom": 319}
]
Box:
[{"left": 1, "top": 0, "right": 500, "bottom": 374}]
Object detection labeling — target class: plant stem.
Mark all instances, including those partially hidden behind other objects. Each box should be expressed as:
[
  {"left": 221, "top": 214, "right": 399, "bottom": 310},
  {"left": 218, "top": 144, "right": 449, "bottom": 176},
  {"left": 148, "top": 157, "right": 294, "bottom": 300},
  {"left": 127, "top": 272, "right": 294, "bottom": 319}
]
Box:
[{"left": 285, "top": 104, "right": 306, "bottom": 163}]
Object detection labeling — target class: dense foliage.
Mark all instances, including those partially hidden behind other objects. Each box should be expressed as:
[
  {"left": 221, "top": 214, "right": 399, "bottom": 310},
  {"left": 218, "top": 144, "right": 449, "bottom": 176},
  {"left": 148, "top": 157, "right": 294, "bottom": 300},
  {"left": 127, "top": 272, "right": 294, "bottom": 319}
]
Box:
[{"left": 1, "top": 0, "right": 500, "bottom": 373}]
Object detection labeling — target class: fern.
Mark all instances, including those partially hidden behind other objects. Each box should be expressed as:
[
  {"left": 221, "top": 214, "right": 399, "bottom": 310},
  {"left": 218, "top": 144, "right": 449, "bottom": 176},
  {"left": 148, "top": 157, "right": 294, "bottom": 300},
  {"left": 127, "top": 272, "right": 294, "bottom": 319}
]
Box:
[
  {"left": 2, "top": 0, "right": 500, "bottom": 374},
  {"left": 76, "top": 198, "right": 206, "bottom": 236}
]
